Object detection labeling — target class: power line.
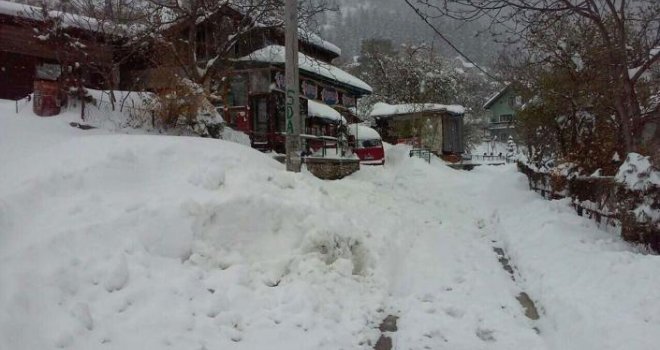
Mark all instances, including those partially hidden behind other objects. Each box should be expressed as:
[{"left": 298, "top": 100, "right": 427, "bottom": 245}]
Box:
[{"left": 403, "top": 0, "right": 502, "bottom": 82}]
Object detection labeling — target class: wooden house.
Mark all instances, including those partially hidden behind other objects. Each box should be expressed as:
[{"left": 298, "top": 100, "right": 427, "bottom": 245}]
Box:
[
  {"left": 483, "top": 85, "right": 521, "bottom": 141},
  {"left": 0, "top": 1, "right": 372, "bottom": 153},
  {"left": 111, "top": 4, "right": 369, "bottom": 152},
  {"left": 227, "top": 45, "right": 372, "bottom": 152},
  {"left": 0, "top": 0, "right": 117, "bottom": 100},
  {"left": 370, "top": 102, "right": 465, "bottom": 155}
]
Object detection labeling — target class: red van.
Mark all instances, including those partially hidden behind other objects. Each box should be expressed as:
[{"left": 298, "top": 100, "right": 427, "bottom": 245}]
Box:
[{"left": 348, "top": 124, "right": 385, "bottom": 165}]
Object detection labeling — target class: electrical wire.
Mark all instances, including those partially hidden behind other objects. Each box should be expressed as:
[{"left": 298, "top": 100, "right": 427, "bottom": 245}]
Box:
[{"left": 403, "top": 0, "right": 503, "bottom": 82}]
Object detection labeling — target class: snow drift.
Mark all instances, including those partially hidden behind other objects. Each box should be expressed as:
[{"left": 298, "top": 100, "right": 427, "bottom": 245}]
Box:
[{"left": 2, "top": 103, "right": 660, "bottom": 350}]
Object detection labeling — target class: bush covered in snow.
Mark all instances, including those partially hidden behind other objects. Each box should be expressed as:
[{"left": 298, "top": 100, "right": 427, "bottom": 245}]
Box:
[
  {"left": 519, "top": 153, "right": 660, "bottom": 251},
  {"left": 615, "top": 153, "right": 660, "bottom": 191}
]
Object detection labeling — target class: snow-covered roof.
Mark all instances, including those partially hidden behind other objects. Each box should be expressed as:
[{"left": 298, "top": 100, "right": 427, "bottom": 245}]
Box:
[
  {"left": 299, "top": 29, "right": 341, "bottom": 57},
  {"left": 483, "top": 85, "right": 511, "bottom": 109},
  {"left": 455, "top": 56, "right": 476, "bottom": 68},
  {"left": 348, "top": 124, "right": 381, "bottom": 140},
  {"left": 0, "top": 0, "right": 118, "bottom": 34},
  {"left": 0, "top": 0, "right": 41, "bottom": 18},
  {"left": 251, "top": 23, "right": 341, "bottom": 57},
  {"left": 308, "top": 99, "right": 346, "bottom": 124},
  {"left": 238, "top": 45, "right": 372, "bottom": 94},
  {"left": 369, "top": 102, "right": 465, "bottom": 118}
]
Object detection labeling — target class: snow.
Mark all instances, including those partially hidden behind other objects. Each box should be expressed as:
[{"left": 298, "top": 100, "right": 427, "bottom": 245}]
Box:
[
  {"left": 615, "top": 152, "right": 660, "bottom": 191},
  {"left": 85, "top": 89, "right": 155, "bottom": 110},
  {"left": 307, "top": 99, "right": 346, "bottom": 124},
  {"left": 471, "top": 141, "right": 509, "bottom": 155},
  {"left": 0, "top": 0, "right": 37, "bottom": 17},
  {"left": 369, "top": 102, "right": 465, "bottom": 117},
  {"left": 483, "top": 86, "right": 510, "bottom": 109},
  {"left": 571, "top": 53, "right": 584, "bottom": 71},
  {"left": 455, "top": 56, "right": 476, "bottom": 68},
  {"left": 310, "top": 147, "right": 359, "bottom": 160},
  {"left": 299, "top": 29, "right": 342, "bottom": 56},
  {"left": 651, "top": 47, "right": 660, "bottom": 58},
  {"left": 348, "top": 123, "right": 381, "bottom": 140},
  {"left": 2, "top": 99, "right": 660, "bottom": 350},
  {"left": 0, "top": 0, "right": 118, "bottom": 34},
  {"left": 237, "top": 45, "right": 373, "bottom": 94}
]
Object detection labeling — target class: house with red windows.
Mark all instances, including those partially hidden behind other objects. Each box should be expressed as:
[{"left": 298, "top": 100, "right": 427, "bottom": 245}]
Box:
[{"left": 0, "top": 0, "right": 371, "bottom": 152}]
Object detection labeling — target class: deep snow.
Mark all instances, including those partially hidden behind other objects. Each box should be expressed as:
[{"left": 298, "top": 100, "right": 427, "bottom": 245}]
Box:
[{"left": 1, "top": 99, "right": 659, "bottom": 350}]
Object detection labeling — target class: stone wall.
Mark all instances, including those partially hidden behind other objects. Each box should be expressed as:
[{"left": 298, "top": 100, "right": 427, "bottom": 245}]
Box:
[{"left": 305, "top": 158, "right": 360, "bottom": 180}]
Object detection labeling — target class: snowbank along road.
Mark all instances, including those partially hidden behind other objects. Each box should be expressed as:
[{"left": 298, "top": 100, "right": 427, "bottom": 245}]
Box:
[{"left": 1, "top": 104, "right": 659, "bottom": 350}]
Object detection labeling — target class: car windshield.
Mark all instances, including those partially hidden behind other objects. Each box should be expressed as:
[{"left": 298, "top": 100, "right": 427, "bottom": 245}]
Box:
[{"left": 361, "top": 139, "right": 382, "bottom": 148}]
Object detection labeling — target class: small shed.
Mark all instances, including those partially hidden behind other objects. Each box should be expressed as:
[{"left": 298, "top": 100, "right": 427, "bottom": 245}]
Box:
[{"left": 370, "top": 102, "right": 465, "bottom": 154}]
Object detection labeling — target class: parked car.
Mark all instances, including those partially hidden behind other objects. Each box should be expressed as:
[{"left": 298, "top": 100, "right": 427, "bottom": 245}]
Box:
[{"left": 348, "top": 124, "right": 385, "bottom": 165}]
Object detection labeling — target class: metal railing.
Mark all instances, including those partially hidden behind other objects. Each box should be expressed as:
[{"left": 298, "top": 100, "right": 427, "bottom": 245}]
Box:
[
  {"left": 301, "top": 134, "right": 341, "bottom": 158},
  {"left": 13, "top": 94, "right": 32, "bottom": 114},
  {"left": 465, "top": 154, "right": 506, "bottom": 162},
  {"left": 80, "top": 99, "right": 155, "bottom": 130},
  {"left": 409, "top": 148, "right": 431, "bottom": 163}
]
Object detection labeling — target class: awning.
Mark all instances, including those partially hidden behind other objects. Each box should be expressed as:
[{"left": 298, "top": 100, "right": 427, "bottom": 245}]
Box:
[
  {"left": 308, "top": 99, "right": 347, "bottom": 124},
  {"left": 369, "top": 102, "right": 465, "bottom": 118}
]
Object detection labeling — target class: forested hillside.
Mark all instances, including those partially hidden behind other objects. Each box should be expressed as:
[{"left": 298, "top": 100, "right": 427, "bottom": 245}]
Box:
[{"left": 317, "top": 0, "right": 500, "bottom": 66}]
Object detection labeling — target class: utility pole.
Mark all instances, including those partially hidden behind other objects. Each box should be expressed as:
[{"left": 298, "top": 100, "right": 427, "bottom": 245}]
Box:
[{"left": 285, "top": 0, "right": 302, "bottom": 172}]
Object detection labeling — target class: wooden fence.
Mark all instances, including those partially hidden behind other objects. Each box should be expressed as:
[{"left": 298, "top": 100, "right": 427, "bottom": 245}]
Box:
[{"left": 518, "top": 162, "right": 660, "bottom": 253}]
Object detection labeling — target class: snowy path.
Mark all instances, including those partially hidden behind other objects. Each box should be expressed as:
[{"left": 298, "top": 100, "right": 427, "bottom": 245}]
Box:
[
  {"left": 1, "top": 109, "right": 659, "bottom": 350},
  {"left": 345, "top": 158, "right": 545, "bottom": 349}
]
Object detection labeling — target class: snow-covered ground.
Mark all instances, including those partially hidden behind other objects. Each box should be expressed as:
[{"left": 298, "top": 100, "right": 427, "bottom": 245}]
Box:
[{"left": 1, "top": 98, "right": 659, "bottom": 350}]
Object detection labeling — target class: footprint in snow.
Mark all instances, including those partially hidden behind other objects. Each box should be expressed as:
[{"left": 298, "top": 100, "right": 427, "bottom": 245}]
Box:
[{"left": 476, "top": 328, "right": 496, "bottom": 342}]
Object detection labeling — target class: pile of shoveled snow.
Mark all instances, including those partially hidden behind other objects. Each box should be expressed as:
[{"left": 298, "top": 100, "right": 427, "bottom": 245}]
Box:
[
  {"left": 0, "top": 110, "right": 543, "bottom": 350},
  {"left": 3, "top": 102, "right": 660, "bottom": 350},
  {"left": 0, "top": 134, "right": 390, "bottom": 349}
]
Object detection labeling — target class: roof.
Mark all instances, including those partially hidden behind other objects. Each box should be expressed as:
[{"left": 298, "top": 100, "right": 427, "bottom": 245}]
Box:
[
  {"left": 308, "top": 100, "right": 346, "bottom": 124},
  {"left": 483, "top": 85, "right": 511, "bottom": 110},
  {"left": 369, "top": 102, "right": 465, "bottom": 118},
  {"left": 348, "top": 124, "right": 381, "bottom": 140},
  {"left": 299, "top": 29, "right": 341, "bottom": 57},
  {"left": 237, "top": 45, "right": 372, "bottom": 95},
  {"left": 0, "top": 0, "right": 123, "bottom": 35},
  {"left": 251, "top": 23, "right": 341, "bottom": 58}
]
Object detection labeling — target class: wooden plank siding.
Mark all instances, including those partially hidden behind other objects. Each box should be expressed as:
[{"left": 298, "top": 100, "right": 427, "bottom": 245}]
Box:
[
  {"left": 0, "top": 15, "right": 114, "bottom": 64},
  {"left": 0, "top": 13, "right": 115, "bottom": 99},
  {"left": 0, "top": 51, "right": 38, "bottom": 99}
]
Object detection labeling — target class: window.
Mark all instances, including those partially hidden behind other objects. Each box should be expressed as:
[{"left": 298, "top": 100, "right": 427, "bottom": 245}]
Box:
[
  {"left": 252, "top": 97, "right": 269, "bottom": 134},
  {"left": 250, "top": 70, "right": 270, "bottom": 94},
  {"left": 233, "top": 40, "right": 240, "bottom": 57},
  {"left": 499, "top": 114, "right": 513, "bottom": 123},
  {"left": 228, "top": 74, "right": 248, "bottom": 107},
  {"left": 508, "top": 96, "right": 516, "bottom": 107},
  {"left": 196, "top": 26, "right": 207, "bottom": 60},
  {"left": 361, "top": 139, "right": 382, "bottom": 148},
  {"left": 35, "top": 63, "right": 61, "bottom": 80}
]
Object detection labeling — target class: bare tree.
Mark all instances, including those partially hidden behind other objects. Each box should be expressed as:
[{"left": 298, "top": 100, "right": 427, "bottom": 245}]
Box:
[
  {"left": 408, "top": 0, "right": 660, "bottom": 154},
  {"left": 138, "top": 0, "right": 333, "bottom": 93}
]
